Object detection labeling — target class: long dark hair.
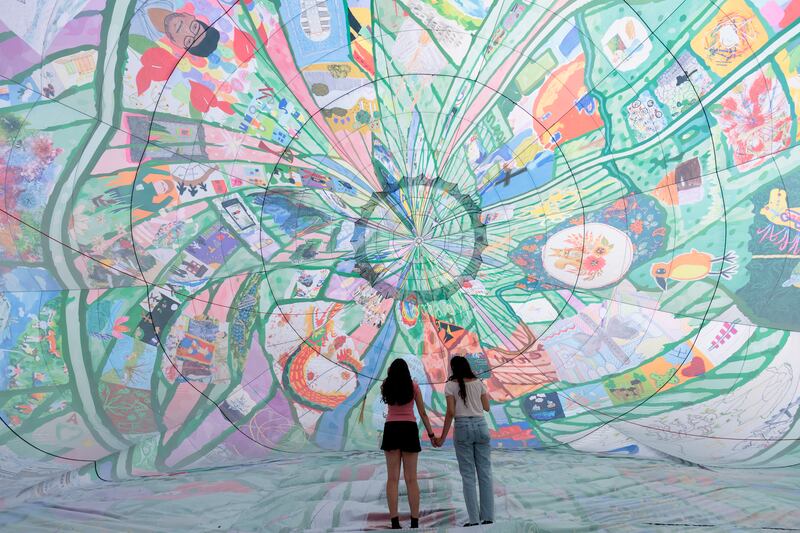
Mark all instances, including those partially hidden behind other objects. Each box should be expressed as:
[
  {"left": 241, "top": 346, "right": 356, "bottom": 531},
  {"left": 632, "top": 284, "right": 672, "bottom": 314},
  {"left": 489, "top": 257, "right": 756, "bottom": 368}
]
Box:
[
  {"left": 449, "top": 355, "right": 476, "bottom": 404},
  {"left": 381, "top": 359, "right": 414, "bottom": 405},
  {"left": 188, "top": 22, "right": 220, "bottom": 57}
]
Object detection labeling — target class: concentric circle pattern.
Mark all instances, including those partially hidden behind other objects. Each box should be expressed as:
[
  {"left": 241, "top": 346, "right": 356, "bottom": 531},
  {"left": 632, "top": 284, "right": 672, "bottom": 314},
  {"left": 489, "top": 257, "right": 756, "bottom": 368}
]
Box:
[
  {"left": 3, "top": 0, "right": 800, "bottom": 517},
  {"left": 352, "top": 176, "right": 486, "bottom": 301}
]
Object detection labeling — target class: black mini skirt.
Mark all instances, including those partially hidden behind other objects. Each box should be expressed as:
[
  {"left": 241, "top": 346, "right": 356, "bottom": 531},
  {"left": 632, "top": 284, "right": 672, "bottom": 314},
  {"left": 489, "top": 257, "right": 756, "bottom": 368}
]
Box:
[{"left": 380, "top": 421, "right": 421, "bottom": 453}]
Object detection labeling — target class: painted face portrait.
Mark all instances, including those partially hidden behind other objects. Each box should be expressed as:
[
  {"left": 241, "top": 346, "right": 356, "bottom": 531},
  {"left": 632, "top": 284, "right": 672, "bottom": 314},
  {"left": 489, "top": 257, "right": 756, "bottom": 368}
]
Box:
[
  {"left": 163, "top": 12, "right": 202, "bottom": 49},
  {"left": 147, "top": 8, "right": 220, "bottom": 57}
]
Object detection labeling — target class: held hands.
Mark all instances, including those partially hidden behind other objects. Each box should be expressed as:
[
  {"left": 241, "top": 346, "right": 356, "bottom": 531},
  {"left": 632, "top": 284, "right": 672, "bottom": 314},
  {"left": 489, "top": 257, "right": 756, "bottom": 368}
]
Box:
[{"left": 431, "top": 435, "right": 445, "bottom": 448}]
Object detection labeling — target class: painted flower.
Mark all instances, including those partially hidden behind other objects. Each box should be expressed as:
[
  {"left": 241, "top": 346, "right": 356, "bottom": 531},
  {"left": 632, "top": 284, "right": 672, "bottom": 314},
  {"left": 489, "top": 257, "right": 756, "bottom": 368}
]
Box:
[
  {"left": 715, "top": 71, "right": 791, "bottom": 170},
  {"left": 112, "top": 316, "right": 130, "bottom": 339},
  {"left": 580, "top": 255, "right": 606, "bottom": 275},
  {"left": 30, "top": 137, "right": 51, "bottom": 158},
  {"left": 30, "top": 136, "right": 58, "bottom": 161},
  {"left": 16, "top": 190, "right": 41, "bottom": 211},
  {"left": 592, "top": 238, "right": 613, "bottom": 255}
]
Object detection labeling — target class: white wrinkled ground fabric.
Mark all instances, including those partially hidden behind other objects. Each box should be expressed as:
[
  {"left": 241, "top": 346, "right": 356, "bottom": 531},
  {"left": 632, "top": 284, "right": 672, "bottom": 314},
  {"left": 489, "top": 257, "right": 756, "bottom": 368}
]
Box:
[{"left": 2, "top": 450, "right": 799, "bottom": 532}]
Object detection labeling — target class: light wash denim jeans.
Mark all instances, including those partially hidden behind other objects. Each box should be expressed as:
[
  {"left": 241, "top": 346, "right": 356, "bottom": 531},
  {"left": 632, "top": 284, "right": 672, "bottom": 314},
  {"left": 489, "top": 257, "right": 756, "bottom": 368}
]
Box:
[{"left": 453, "top": 416, "right": 494, "bottom": 524}]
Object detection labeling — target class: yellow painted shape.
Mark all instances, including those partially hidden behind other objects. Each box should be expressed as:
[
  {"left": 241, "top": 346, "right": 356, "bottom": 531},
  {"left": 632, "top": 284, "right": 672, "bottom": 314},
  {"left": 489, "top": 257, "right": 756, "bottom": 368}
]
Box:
[
  {"left": 669, "top": 263, "right": 711, "bottom": 281},
  {"left": 690, "top": 0, "right": 767, "bottom": 76}
]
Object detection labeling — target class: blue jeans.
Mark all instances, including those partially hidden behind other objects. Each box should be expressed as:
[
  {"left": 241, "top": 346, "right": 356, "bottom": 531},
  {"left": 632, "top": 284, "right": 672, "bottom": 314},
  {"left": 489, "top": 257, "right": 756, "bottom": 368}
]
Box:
[{"left": 453, "top": 416, "right": 494, "bottom": 523}]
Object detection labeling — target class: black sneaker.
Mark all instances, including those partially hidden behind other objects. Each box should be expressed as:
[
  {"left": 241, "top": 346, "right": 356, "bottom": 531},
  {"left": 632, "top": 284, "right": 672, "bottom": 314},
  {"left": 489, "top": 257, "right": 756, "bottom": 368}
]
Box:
[
  {"left": 390, "top": 516, "right": 401, "bottom": 529},
  {"left": 410, "top": 517, "right": 419, "bottom": 529},
  {"left": 481, "top": 521, "right": 494, "bottom": 525},
  {"left": 463, "top": 523, "right": 478, "bottom": 527}
]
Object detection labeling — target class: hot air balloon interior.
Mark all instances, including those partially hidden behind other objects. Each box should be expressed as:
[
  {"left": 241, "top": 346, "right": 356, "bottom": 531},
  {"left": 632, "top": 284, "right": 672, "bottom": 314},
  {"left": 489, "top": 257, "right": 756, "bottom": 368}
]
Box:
[{"left": 1, "top": 0, "right": 800, "bottom": 530}]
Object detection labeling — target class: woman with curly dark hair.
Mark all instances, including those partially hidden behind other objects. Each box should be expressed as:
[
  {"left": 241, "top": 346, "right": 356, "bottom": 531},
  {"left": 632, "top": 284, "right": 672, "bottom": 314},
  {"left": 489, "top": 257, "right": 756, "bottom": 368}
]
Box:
[{"left": 380, "top": 358, "right": 434, "bottom": 529}]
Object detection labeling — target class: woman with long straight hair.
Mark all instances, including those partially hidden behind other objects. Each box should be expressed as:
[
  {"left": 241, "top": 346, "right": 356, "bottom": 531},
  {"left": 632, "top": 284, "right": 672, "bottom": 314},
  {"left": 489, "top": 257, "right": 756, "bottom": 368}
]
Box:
[
  {"left": 380, "top": 358, "right": 435, "bottom": 529},
  {"left": 433, "top": 355, "right": 494, "bottom": 527}
]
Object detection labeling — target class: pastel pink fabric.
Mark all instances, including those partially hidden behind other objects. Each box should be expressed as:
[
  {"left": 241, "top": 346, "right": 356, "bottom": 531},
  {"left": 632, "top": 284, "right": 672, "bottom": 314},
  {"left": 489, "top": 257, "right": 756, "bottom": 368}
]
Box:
[{"left": 385, "top": 381, "right": 420, "bottom": 423}]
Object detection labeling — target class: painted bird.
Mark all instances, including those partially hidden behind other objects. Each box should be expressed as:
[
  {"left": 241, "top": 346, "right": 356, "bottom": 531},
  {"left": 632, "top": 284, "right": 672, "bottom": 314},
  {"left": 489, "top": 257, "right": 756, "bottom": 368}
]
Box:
[{"left": 651, "top": 249, "right": 738, "bottom": 290}]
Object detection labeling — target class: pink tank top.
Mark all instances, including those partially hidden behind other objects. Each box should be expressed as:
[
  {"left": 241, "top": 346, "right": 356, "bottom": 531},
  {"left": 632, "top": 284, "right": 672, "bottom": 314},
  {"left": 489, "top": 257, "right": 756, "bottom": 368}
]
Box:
[{"left": 386, "top": 382, "right": 420, "bottom": 423}]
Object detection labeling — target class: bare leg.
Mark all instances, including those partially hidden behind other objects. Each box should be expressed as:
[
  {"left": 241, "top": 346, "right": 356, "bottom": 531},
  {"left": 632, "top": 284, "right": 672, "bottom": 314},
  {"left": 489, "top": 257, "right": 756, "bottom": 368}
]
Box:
[
  {"left": 385, "top": 450, "right": 402, "bottom": 518},
  {"left": 402, "top": 452, "right": 420, "bottom": 518}
]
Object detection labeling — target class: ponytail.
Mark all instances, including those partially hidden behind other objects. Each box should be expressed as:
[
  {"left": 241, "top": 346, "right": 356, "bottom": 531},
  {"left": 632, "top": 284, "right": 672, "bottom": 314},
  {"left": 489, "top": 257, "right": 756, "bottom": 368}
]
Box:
[
  {"left": 449, "top": 355, "right": 476, "bottom": 405},
  {"left": 457, "top": 376, "right": 467, "bottom": 404}
]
